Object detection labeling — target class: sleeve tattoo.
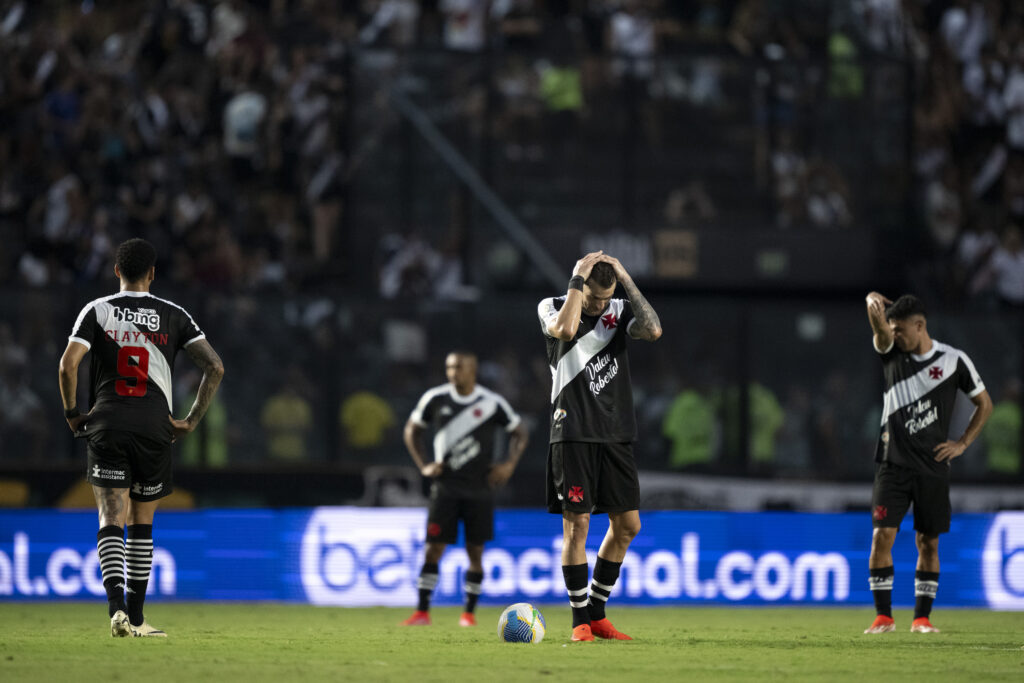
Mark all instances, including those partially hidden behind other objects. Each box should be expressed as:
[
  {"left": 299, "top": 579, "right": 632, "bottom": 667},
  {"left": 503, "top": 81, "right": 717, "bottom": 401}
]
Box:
[
  {"left": 184, "top": 339, "right": 225, "bottom": 424},
  {"left": 622, "top": 280, "right": 662, "bottom": 341}
]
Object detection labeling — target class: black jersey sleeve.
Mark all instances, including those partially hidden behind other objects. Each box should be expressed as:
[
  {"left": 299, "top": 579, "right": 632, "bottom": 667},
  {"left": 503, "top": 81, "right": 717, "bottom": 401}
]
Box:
[
  {"left": 492, "top": 391, "right": 522, "bottom": 431},
  {"left": 69, "top": 303, "right": 100, "bottom": 349},
  {"left": 409, "top": 390, "right": 439, "bottom": 427},
  {"left": 956, "top": 352, "right": 985, "bottom": 397},
  {"left": 176, "top": 306, "right": 205, "bottom": 349}
]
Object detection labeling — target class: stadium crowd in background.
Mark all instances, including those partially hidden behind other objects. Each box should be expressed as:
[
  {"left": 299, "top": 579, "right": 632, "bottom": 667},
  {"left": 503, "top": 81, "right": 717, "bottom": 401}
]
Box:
[{"left": 1, "top": 0, "right": 1022, "bottom": 485}]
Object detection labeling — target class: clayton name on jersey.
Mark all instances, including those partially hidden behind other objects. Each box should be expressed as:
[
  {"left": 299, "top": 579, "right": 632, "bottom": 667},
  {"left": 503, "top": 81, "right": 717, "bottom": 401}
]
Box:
[{"left": 69, "top": 291, "right": 205, "bottom": 441}]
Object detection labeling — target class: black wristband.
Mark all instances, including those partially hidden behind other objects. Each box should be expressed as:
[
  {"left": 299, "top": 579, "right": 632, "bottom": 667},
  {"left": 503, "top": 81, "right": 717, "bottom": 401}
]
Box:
[
  {"left": 64, "top": 406, "right": 81, "bottom": 419},
  {"left": 568, "top": 275, "right": 584, "bottom": 291}
]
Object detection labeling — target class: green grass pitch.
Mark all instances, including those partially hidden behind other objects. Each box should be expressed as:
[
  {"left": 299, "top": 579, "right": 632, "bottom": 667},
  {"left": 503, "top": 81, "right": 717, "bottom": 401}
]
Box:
[{"left": 1, "top": 604, "right": 1021, "bottom": 682}]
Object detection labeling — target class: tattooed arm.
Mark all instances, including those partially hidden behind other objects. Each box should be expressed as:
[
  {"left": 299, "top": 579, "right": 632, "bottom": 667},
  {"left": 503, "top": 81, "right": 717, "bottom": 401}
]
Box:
[
  {"left": 601, "top": 255, "right": 663, "bottom": 341},
  {"left": 169, "top": 339, "right": 225, "bottom": 440}
]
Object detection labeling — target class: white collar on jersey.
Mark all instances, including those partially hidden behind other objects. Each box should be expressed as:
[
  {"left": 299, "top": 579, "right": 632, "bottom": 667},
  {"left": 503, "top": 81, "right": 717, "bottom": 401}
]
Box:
[
  {"left": 447, "top": 385, "right": 481, "bottom": 405},
  {"left": 910, "top": 343, "right": 940, "bottom": 363},
  {"left": 115, "top": 291, "right": 153, "bottom": 297}
]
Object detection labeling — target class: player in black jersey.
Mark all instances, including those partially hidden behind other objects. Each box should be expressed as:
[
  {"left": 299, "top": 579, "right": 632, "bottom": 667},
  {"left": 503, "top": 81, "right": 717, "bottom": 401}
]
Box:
[
  {"left": 58, "top": 239, "right": 224, "bottom": 638},
  {"left": 863, "top": 292, "right": 991, "bottom": 635},
  {"left": 400, "top": 351, "right": 529, "bottom": 627},
  {"left": 538, "top": 251, "right": 662, "bottom": 642}
]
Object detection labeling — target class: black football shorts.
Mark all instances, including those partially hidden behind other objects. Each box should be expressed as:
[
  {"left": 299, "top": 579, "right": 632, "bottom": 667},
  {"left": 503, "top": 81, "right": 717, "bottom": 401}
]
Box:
[
  {"left": 86, "top": 429, "right": 174, "bottom": 502},
  {"left": 871, "top": 461, "right": 951, "bottom": 536},
  {"left": 546, "top": 441, "right": 640, "bottom": 515},
  {"left": 425, "top": 486, "right": 494, "bottom": 545}
]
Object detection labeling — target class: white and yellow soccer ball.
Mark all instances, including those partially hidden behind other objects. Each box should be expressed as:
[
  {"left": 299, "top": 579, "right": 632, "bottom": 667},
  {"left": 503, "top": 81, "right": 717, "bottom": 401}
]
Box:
[{"left": 497, "top": 602, "right": 546, "bottom": 643}]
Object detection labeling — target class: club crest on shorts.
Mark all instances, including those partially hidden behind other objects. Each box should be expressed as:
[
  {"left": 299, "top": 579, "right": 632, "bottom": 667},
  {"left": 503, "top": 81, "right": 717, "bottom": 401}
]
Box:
[
  {"left": 873, "top": 505, "right": 888, "bottom": 521},
  {"left": 568, "top": 486, "right": 584, "bottom": 503}
]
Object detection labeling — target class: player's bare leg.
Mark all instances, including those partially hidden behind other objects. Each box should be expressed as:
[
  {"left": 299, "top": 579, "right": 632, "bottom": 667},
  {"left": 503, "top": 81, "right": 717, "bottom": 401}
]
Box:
[
  {"left": 403, "top": 542, "right": 446, "bottom": 625},
  {"left": 865, "top": 527, "right": 898, "bottom": 633},
  {"left": 460, "top": 543, "right": 485, "bottom": 626},
  {"left": 562, "top": 511, "right": 593, "bottom": 641},
  {"left": 124, "top": 499, "right": 165, "bottom": 636},
  {"left": 589, "top": 510, "right": 640, "bottom": 640},
  {"left": 93, "top": 486, "right": 131, "bottom": 636},
  {"left": 911, "top": 533, "right": 941, "bottom": 632}
]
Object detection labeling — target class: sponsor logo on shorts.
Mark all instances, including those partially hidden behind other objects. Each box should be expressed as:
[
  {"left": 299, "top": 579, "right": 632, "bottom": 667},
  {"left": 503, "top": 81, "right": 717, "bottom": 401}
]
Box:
[
  {"left": 91, "top": 465, "right": 126, "bottom": 481},
  {"left": 131, "top": 482, "right": 164, "bottom": 496}
]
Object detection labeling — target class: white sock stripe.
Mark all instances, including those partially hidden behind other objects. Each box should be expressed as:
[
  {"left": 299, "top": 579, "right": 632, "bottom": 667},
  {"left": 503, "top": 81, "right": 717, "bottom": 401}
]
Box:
[
  {"left": 125, "top": 552, "right": 152, "bottom": 559},
  {"left": 591, "top": 580, "right": 613, "bottom": 591},
  {"left": 569, "top": 598, "right": 589, "bottom": 608},
  {"left": 465, "top": 582, "right": 482, "bottom": 594},
  {"left": 126, "top": 571, "right": 151, "bottom": 579},
  {"left": 915, "top": 580, "right": 939, "bottom": 597},
  {"left": 567, "top": 587, "right": 588, "bottom": 597},
  {"left": 589, "top": 592, "right": 608, "bottom": 602},
  {"left": 98, "top": 539, "right": 125, "bottom": 550},
  {"left": 417, "top": 576, "right": 438, "bottom": 590},
  {"left": 869, "top": 577, "right": 894, "bottom": 590}
]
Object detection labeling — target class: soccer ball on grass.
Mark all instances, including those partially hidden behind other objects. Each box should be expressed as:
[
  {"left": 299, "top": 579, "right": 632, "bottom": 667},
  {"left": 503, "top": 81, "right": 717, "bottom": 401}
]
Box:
[{"left": 497, "top": 602, "right": 545, "bottom": 643}]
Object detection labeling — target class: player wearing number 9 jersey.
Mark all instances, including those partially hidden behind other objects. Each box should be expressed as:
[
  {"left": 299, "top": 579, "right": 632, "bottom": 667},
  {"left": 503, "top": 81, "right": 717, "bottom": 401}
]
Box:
[{"left": 58, "top": 238, "right": 225, "bottom": 639}]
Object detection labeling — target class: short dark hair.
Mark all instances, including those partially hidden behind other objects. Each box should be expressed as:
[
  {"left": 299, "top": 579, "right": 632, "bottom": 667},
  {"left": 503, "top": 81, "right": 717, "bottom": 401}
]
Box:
[
  {"left": 587, "top": 261, "right": 617, "bottom": 289},
  {"left": 115, "top": 238, "right": 157, "bottom": 282},
  {"left": 885, "top": 294, "right": 926, "bottom": 321}
]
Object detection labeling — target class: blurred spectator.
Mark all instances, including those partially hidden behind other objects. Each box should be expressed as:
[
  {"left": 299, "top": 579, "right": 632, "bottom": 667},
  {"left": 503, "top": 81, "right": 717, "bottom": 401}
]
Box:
[
  {"left": 177, "top": 370, "right": 230, "bottom": 468},
  {"left": 661, "top": 386, "right": 716, "bottom": 470},
  {"left": 339, "top": 390, "right": 397, "bottom": 453},
  {"left": 985, "top": 379, "right": 1021, "bottom": 475},
  {"left": 971, "top": 223, "right": 1024, "bottom": 307},
  {"left": 260, "top": 366, "right": 315, "bottom": 461}
]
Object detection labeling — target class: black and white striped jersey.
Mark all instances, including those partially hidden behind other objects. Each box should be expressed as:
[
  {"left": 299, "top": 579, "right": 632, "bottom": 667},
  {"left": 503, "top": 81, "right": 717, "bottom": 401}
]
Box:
[
  {"left": 69, "top": 291, "right": 205, "bottom": 441},
  {"left": 409, "top": 383, "right": 521, "bottom": 497},
  {"left": 537, "top": 296, "right": 637, "bottom": 444},
  {"left": 875, "top": 339, "right": 985, "bottom": 476}
]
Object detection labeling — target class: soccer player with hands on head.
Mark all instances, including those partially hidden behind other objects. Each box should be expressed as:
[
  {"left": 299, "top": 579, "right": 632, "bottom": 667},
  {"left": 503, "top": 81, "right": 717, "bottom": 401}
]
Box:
[
  {"left": 863, "top": 292, "right": 991, "bottom": 635},
  {"left": 538, "top": 251, "right": 662, "bottom": 642}
]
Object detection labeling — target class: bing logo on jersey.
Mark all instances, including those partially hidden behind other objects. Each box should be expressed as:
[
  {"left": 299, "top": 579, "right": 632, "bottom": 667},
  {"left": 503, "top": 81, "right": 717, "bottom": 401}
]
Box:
[{"left": 112, "top": 307, "right": 161, "bottom": 331}]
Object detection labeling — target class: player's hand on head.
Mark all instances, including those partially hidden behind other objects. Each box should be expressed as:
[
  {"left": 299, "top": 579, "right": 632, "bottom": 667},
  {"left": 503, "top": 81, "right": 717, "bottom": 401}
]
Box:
[
  {"left": 865, "top": 292, "right": 892, "bottom": 313},
  {"left": 572, "top": 251, "right": 604, "bottom": 280},
  {"left": 600, "top": 254, "right": 629, "bottom": 280}
]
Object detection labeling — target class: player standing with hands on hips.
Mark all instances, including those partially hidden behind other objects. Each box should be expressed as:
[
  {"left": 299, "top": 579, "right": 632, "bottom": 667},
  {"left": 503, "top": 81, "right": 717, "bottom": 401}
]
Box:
[
  {"left": 538, "top": 251, "right": 662, "bottom": 642},
  {"left": 58, "top": 238, "right": 225, "bottom": 637},
  {"left": 863, "top": 292, "right": 991, "bottom": 634}
]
